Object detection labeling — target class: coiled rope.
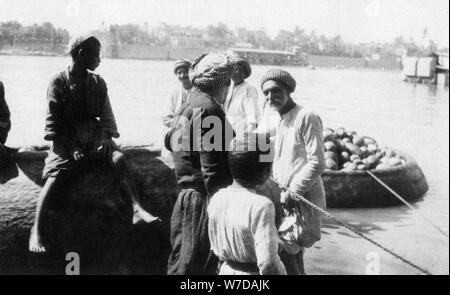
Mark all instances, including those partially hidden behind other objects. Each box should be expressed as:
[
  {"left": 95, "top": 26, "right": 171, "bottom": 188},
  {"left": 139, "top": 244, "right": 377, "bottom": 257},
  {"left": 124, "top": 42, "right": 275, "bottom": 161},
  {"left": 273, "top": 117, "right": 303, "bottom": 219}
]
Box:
[{"left": 271, "top": 177, "right": 433, "bottom": 275}]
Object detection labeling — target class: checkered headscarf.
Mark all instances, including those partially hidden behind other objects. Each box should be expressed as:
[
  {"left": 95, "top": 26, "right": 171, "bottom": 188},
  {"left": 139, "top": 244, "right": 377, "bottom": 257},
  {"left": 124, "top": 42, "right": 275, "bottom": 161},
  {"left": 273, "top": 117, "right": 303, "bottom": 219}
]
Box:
[{"left": 190, "top": 53, "right": 234, "bottom": 92}]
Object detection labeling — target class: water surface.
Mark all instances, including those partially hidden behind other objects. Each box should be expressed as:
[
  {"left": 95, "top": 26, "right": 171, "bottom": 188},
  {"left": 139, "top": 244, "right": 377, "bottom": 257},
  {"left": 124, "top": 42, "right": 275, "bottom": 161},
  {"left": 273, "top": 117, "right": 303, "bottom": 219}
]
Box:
[{"left": 1, "top": 55, "right": 448, "bottom": 274}]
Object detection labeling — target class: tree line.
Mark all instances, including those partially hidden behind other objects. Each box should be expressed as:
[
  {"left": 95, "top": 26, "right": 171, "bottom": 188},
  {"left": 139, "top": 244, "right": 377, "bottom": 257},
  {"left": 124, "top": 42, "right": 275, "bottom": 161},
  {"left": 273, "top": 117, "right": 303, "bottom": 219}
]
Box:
[
  {"left": 0, "top": 21, "right": 70, "bottom": 45},
  {"left": 1, "top": 21, "right": 447, "bottom": 58}
]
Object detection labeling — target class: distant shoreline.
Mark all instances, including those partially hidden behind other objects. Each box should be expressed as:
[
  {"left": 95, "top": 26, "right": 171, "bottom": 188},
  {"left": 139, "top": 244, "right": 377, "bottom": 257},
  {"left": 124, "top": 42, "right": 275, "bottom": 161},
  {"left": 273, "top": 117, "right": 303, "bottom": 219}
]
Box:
[{"left": 0, "top": 50, "right": 401, "bottom": 71}]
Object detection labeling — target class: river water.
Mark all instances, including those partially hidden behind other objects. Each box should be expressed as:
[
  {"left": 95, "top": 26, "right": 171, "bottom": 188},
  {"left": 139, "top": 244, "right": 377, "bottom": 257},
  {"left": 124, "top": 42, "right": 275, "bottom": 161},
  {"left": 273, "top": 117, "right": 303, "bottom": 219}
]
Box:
[{"left": 0, "top": 55, "right": 448, "bottom": 275}]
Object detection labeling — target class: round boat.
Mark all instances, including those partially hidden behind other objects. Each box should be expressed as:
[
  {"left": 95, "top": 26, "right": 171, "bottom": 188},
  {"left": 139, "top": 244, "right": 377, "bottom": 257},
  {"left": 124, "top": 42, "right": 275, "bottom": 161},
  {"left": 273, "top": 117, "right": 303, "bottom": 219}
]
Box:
[{"left": 323, "top": 150, "right": 429, "bottom": 208}]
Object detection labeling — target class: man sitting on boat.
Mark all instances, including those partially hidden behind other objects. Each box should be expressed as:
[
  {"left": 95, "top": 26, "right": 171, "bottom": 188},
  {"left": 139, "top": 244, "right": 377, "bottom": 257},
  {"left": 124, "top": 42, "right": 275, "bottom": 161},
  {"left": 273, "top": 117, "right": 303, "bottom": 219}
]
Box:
[
  {"left": 208, "top": 134, "right": 287, "bottom": 275},
  {"left": 0, "top": 81, "right": 11, "bottom": 149},
  {"left": 223, "top": 57, "right": 261, "bottom": 135},
  {"left": 260, "top": 68, "right": 326, "bottom": 274},
  {"left": 28, "top": 34, "right": 159, "bottom": 253},
  {"left": 162, "top": 59, "right": 194, "bottom": 128}
]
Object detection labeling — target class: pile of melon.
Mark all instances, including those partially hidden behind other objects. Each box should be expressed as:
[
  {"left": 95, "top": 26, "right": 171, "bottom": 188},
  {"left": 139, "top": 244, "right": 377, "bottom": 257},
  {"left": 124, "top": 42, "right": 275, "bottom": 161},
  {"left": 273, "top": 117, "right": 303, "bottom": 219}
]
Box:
[{"left": 323, "top": 127, "right": 405, "bottom": 171}]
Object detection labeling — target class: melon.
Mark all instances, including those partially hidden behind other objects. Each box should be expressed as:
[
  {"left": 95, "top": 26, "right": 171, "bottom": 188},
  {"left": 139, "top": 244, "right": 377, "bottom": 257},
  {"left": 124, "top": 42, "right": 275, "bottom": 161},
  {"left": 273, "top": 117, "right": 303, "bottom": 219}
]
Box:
[
  {"left": 323, "top": 128, "right": 336, "bottom": 142},
  {"left": 363, "top": 137, "right": 376, "bottom": 146},
  {"left": 322, "top": 128, "right": 405, "bottom": 172},
  {"left": 342, "top": 137, "right": 352, "bottom": 144},
  {"left": 352, "top": 136, "right": 365, "bottom": 147},
  {"left": 350, "top": 154, "right": 360, "bottom": 162},
  {"left": 357, "top": 164, "right": 366, "bottom": 170},
  {"left": 335, "top": 127, "right": 347, "bottom": 139},
  {"left": 388, "top": 157, "right": 403, "bottom": 167},
  {"left": 360, "top": 146, "right": 368, "bottom": 158},
  {"left": 324, "top": 141, "right": 338, "bottom": 153},
  {"left": 340, "top": 151, "right": 350, "bottom": 163},
  {"left": 334, "top": 139, "right": 346, "bottom": 153},
  {"left": 325, "top": 158, "right": 338, "bottom": 170},
  {"left": 365, "top": 155, "right": 379, "bottom": 169},
  {"left": 345, "top": 143, "right": 363, "bottom": 158},
  {"left": 367, "top": 143, "right": 378, "bottom": 154},
  {"left": 324, "top": 151, "right": 338, "bottom": 163}
]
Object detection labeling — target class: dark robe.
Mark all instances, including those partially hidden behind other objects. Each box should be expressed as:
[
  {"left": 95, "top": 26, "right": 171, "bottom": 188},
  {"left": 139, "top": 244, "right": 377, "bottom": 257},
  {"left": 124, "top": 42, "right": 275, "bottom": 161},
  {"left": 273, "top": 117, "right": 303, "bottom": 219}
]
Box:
[{"left": 165, "top": 88, "right": 233, "bottom": 275}]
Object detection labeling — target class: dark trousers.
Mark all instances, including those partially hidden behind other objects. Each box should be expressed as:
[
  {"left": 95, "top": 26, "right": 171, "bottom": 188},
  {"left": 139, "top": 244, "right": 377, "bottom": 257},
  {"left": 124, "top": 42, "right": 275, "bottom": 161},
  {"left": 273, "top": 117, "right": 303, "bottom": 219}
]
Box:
[
  {"left": 167, "top": 188, "right": 217, "bottom": 275},
  {"left": 0, "top": 128, "right": 9, "bottom": 145},
  {"left": 280, "top": 249, "right": 306, "bottom": 275}
]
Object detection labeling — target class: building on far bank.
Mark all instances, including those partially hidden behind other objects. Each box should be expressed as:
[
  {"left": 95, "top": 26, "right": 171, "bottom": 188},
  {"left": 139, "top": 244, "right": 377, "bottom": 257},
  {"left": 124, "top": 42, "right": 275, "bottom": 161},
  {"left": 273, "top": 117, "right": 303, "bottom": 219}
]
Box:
[
  {"left": 234, "top": 27, "right": 272, "bottom": 49},
  {"left": 170, "top": 28, "right": 205, "bottom": 48},
  {"left": 152, "top": 23, "right": 206, "bottom": 48}
]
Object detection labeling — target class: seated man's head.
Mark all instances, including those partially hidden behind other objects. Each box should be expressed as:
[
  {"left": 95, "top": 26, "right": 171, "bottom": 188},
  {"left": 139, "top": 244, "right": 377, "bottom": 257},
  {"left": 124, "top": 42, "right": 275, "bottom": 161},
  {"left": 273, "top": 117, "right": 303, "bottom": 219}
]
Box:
[
  {"left": 68, "top": 35, "right": 102, "bottom": 71},
  {"left": 173, "top": 59, "right": 192, "bottom": 89},
  {"left": 231, "top": 58, "right": 251, "bottom": 85},
  {"left": 228, "top": 133, "right": 272, "bottom": 189},
  {"left": 260, "top": 68, "right": 296, "bottom": 113},
  {"left": 190, "top": 52, "right": 234, "bottom": 104}
]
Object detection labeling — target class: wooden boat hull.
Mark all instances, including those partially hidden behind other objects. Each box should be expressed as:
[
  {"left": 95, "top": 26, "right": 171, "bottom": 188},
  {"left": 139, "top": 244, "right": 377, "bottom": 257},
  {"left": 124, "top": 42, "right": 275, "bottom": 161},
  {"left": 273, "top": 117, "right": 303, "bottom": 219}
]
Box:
[
  {"left": 323, "top": 151, "right": 429, "bottom": 208},
  {"left": 0, "top": 146, "right": 177, "bottom": 274}
]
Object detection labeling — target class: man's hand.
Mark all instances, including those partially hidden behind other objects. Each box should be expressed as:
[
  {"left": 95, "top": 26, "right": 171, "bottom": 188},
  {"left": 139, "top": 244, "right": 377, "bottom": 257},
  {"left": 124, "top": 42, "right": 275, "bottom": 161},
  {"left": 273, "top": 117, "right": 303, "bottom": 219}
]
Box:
[
  {"left": 0, "top": 143, "right": 7, "bottom": 157},
  {"left": 72, "top": 148, "right": 84, "bottom": 161},
  {"left": 98, "top": 138, "right": 114, "bottom": 158},
  {"left": 280, "top": 191, "right": 290, "bottom": 204},
  {"left": 281, "top": 191, "right": 297, "bottom": 215}
]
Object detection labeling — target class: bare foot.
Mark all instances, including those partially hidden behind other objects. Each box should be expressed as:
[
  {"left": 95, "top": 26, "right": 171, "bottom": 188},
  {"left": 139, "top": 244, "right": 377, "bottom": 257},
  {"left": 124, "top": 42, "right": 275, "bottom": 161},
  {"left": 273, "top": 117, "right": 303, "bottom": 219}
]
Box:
[
  {"left": 132, "top": 208, "right": 161, "bottom": 224},
  {"left": 29, "top": 226, "right": 46, "bottom": 253}
]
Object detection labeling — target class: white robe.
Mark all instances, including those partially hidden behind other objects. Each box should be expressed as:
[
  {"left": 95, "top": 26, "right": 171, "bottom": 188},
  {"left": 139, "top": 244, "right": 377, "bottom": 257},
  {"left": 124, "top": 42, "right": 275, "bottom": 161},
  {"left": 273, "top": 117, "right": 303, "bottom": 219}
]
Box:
[
  {"left": 272, "top": 104, "right": 326, "bottom": 248},
  {"left": 224, "top": 81, "right": 261, "bottom": 135},
  {"left": 162, "top": 84, "right": 193, "bottom": 128}
]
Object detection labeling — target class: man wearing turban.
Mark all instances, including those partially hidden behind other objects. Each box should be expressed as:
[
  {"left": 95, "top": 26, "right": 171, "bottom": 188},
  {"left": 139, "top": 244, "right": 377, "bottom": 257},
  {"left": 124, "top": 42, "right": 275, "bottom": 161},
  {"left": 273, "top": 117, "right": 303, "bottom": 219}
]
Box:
[
  {"left": 163, "top": 59, "right": 193, "bottom": 128},
  {"left": 165, "top": 52, "right": 234, "bottom": 275},
  {"left": 223, "top": 57, "right": 261, "bottom": 135},
  {"left": 260, "top": 68, "right": 326, "bottom": 274}
]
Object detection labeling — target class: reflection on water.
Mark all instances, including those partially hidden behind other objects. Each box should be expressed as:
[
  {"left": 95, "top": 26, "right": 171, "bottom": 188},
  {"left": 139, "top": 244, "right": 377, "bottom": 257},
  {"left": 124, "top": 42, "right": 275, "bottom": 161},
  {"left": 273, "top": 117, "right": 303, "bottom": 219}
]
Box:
[
  {"left": 426, "top": 84, "right": 438, "bottom": 96},
  {"left": 322, "top": 219, "right": 387, "bottom": 235},
  {"left": 0, "top": 55, "right": 448, "bottom": 274}
]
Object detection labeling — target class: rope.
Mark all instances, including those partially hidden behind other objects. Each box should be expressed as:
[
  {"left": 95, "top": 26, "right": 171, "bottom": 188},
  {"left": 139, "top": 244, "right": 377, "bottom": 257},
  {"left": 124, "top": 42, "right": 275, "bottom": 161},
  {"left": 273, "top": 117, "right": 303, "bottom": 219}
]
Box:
[
  {"left": 271, "top": 177, "right": 433, "bottom": 275},
  {"left": 366, "top": 170, "right": 449, "bottom": 239}
]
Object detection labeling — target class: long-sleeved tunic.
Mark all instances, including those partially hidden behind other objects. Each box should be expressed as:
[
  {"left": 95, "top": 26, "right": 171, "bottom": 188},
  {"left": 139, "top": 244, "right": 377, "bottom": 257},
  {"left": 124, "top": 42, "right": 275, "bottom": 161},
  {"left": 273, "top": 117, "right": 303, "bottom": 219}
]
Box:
[
  {"left": 223, "top": 81, "right": 261, "bottom": 134},
  {"left": 166, "top": 88, "right": 233, "bottom": 197},
  {"left": 272, "top": 104, "right": 326, "bottom": 248},
  {"left": 162, "top": 85, "right": 193, "bottom": 128},
  {"left": 43, "top": 68, "right": 119, "bottom": 178}
]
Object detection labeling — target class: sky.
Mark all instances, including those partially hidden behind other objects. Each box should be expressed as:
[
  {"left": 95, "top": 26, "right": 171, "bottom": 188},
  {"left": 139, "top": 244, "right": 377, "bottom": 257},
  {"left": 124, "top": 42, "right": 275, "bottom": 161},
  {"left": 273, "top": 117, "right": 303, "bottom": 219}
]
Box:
[{"left": 0, "top": 0, "right": 449, "bottom": 46}]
